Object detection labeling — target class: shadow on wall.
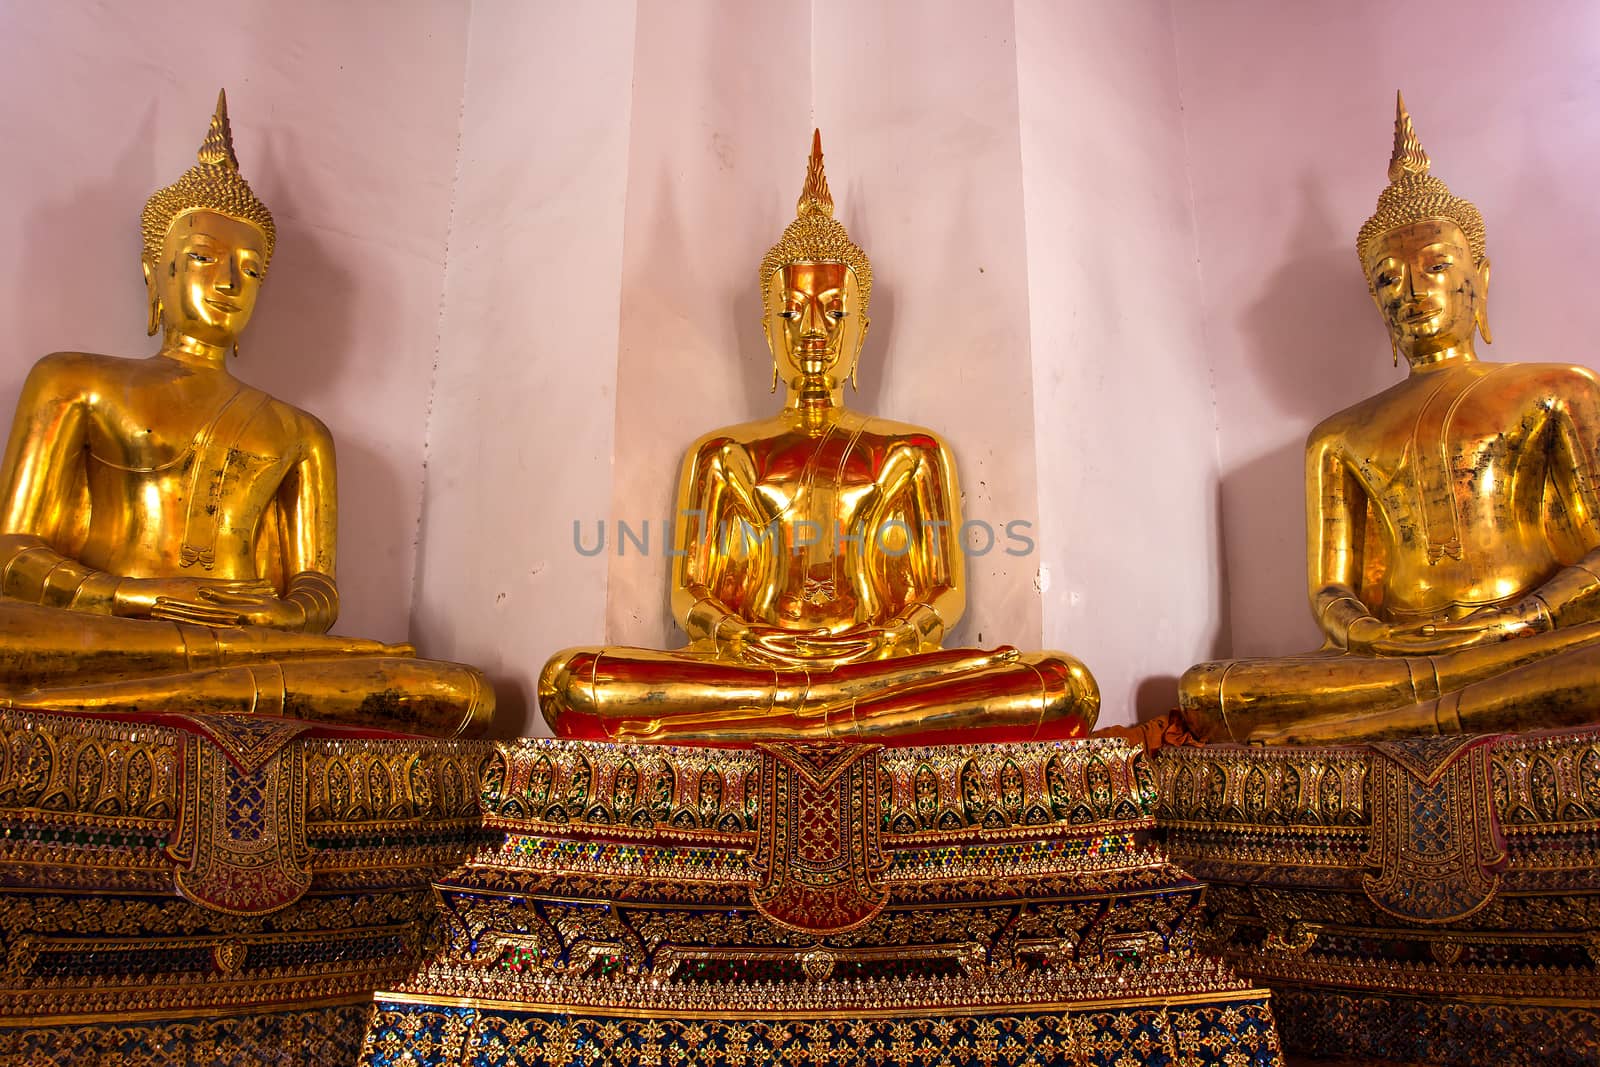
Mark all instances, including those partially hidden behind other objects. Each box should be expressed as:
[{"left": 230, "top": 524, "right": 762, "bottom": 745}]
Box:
[
  {"left": 1215, "top": 176, "right": 1392, "bottom": 657},
  {"left": 11, "top": 106, "right": 157, "bottom": 387},
  {"left": 245, "top": 123, "right": 423, "bottom": 645},
  {"left": 1241, "top": 177, "right": 1390, "bottom": 423},
  {"left": 838, "top": 181, "right": 890, "bottom": 420},
  {"left": 1134, "top": 675, "right": 1180, "bottom": 723},
  {"left": 244, "top": 124, "right": 359, "bottom": 429}
]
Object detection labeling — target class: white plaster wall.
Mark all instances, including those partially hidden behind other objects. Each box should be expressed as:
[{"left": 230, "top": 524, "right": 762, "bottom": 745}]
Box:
[
  {"left": 412, "top": 0, "right": 637, "bottom": 733},
  {"left": 811, "top": 0, "right": 1045, "bottom": 653},
  {"left": 0, "top": 0, "right": 470, "bottom": 643},
  {"left": 603, "top": 1, "right": 816, "bottom": 649},
  {"left": 1175, "top": 0, "right": 1600, "bottom": 657},
  {"left": 1017, "top": 0, "right": 1224, "bottom": 727}
]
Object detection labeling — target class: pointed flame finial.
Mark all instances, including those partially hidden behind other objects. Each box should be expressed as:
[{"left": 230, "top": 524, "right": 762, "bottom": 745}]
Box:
[
  {"left": 196, "top": 88, "right": 241, "bottom": 171},
  {"left": 1387, "top": 91, "right": 1430, "bottom": 184},
  {"left": 797, "top": 128, "right": 834, "bottom": 218}
]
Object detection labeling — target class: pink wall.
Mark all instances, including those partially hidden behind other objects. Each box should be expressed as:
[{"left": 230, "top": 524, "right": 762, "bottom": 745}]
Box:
[
  {"left": 811, "top": 0, "right": 1045, "bottom": 653},
  {"left": 0, "top": 1, "right": 470, "bottom": 644},
  {"left": 1175, "top": 0, "right": 1600, "bottom": 657},
  {"left": 604, "top": 1, "right": 815, "bottom": 650},
  {"left": 1017, "top": 0, "right": 1223, "bottom": 725},
  {"left": 412, "top": 1, "right": 636, "bottom": 731}
]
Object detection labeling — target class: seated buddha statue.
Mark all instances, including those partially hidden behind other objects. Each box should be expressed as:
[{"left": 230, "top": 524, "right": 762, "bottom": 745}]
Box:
[
  {"left": 540, "top": 132, "right": 1098, "bottom": 744},
  {"left": 1179, "top": 94, "right": 1600, "bottom": 746},
  {"left": 0, "top": 91, "right": 491, "bottom": 737}
]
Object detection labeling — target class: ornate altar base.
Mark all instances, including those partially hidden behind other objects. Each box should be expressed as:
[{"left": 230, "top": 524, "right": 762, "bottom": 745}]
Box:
[
  {"left": 1156, "top": 726, "right": 1600, "bottom": 1065},
  {"left": 360, "top": 737, "right": 1283, "bottom": 1066},
  {"left": 0, "top": 706, "right": 490, "bottom": 1065}
]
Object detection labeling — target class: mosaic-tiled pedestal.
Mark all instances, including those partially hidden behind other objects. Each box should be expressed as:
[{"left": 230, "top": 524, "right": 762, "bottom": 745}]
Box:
[
  {"left": 1157, "top": 727, "right": 1600, "bottom": 1066},
  {"left": 361, "top": 737, "right": 1283, "bottom": 1066},
  {"left": 0, "top": 708, "right": 490, "bottom": 1065}
]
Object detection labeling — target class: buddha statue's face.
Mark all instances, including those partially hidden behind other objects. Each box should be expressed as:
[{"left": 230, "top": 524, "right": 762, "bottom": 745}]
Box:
[
  {"left": 764, "top": 261, "right": 867, "bottom": 388},
  {"left": 1365, "top": 219, "right": 1488, "bottom": 362},
  {"left": 143, "top": 209, "right": 266, "bottom": 348}
]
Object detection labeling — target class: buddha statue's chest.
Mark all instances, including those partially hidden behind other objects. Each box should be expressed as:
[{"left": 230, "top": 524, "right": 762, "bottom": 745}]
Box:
[
  {"left": 1351, "top": 382, "right": 1552, "bottom": 513},
  {"left": 85, "top": 387, "right": 291, "bottom": 519},
  {"left": 749, "top": 436, "right": 893, "bottom": 527}
]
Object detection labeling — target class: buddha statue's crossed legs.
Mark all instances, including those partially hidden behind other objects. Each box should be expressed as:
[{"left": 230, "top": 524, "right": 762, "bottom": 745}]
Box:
[
  {"left": 0, "top": 599, "right": 491, "bottom": 736},
  {"left": 543, "top": 645, "right": 1098, "bottom": 744},
  {"left": 1182, "top": 621, "right": 1600, "bottom": 744}
]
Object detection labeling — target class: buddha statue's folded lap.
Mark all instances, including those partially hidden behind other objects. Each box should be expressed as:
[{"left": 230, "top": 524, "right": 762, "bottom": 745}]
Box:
[
  {"left": 539, "top": 132, "right": 1098, "bottom": 744},
  {"left": 0, "top": 90, "right": 491, "bottom": 738},
  {"left": 1179, "top": 94, "right": 1600, "bottom": 746}
]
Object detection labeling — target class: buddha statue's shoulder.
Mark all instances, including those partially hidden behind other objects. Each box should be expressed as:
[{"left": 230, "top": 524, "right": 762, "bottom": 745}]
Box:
[
  {"left": 21, "top": 351, "right": 146, "bottom": 394},
  {"left": 1435, "top": 359, "right": 1600, "bottom": 424},
  {"left": 853, "top": 414, "right": 951, "bottom": 454},
  {"left": 1484, "top": 359, "right": 1600, "bottom": 405},
  {"left": 1305, "top": 381, "right": 1413, "bottom": 453}
]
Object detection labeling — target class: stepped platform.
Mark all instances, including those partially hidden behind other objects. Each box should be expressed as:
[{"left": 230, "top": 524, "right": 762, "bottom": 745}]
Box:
[
  {"left": 1157, "top": 727, "right": 1600, "bottom": 1066},
  {"left": 0, "top": 708, "right": 490, "bottom": 1065},
  {"left": 361, "top": 736, "right": 1283, "bottom": 1066}
]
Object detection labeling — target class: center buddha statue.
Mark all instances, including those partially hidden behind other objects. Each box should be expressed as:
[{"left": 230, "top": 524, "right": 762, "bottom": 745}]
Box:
[
  {"left": 0, "top": 91, "right": 491, "bottom": 737},
  {"left": 541, "top": 132, "right": 1098, "bottom": 744},
  {"left": 1180, "top": 95, "right": 1600, "bottom": 745}
]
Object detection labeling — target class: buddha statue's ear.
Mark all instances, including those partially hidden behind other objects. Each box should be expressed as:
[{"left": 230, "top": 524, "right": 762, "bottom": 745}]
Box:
[
  {"left": 141, "top": 259, "right": 161, "bottom": 337},
  {"left": 849, "top": 316, "right": 870, "bottom": 390},
  {"left": 1475, "top": 256, "right": 1493, "bottom": 345},
  {"left": 761, "top": 280, "right": 780, "bottom": 392},
  {"left": 1362, "top": 259, "right": 1402, "bottom": 367}
]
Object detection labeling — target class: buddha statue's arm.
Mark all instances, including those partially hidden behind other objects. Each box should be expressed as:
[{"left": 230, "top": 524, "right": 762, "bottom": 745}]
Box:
[
  {"left": 0, "top": 357, "right": 108, "bottom": 608},
  {"left": 273, "top": 415, "right": 340, "bottom": 633},
  {"left": 670, "top": 436, "right": 768, "bottom": 650},
  {"left": 1306, "top": 432, "right": 1379, "bottom": 649},
  {"left": 1498, "top": 386, "right": 1600, "bottom": 629},
  {"left": 0, "top": 355, "right": 178, "bottom": 614},
  {"left": 871, "top": 438, "right": 965, "bottom": 650}
]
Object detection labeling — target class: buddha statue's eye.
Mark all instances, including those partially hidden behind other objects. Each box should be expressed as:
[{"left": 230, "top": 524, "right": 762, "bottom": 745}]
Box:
[
  {"left": 1428, "top": 262, "right": 1451, "bottom": 273},
  {"left": 780, "top": 310, "right": 801, "bottom": 320},
  {"left": 1375, "top": 273, "right": 1396, "bottom": 287},
  {"left": 828, "top": 310, "right": 847, "bottom": 321},
  {"left": 187, "top": 252, "right": 214, "bottom": 264},
  {"left": 243, "top": 266, "right": 261, "bottom": 279}
]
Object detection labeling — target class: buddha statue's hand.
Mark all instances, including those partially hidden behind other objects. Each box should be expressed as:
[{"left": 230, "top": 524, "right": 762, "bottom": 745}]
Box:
[
  {"left": 733, "top": 624, "right": 859, "bottom": 666},
  {"left": 749, "top": 622, "right": 918, "bottom": 668},
  {"left": 1348, "top": 599, "right": 1552, "bottom": 656},
  {"left": 148, "top": 587, "right": 307, "bottom": 630},
  {"left": 114, "top": 577, "right": 275, "bottom": 619},
  {"left": 1396, "top": 599, "right": 1554, "bottom": 648}
]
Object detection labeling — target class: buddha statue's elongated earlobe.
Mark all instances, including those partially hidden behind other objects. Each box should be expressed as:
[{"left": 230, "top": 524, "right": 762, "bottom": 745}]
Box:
[
  {"left": 762, "top": 314, "right": 779, "bottom": 392},
  {"left": 849, "top": 317, "right": 870, "bottom": 390},
  {"left": 142, "top": 261, "right": 160, "bottom": 336},
  {"left": 1390, "top": 333, "right": 1400, "bottom": 367},
  {"left": 1476, "top": 258, "right": 1494, "bottom": 344}
]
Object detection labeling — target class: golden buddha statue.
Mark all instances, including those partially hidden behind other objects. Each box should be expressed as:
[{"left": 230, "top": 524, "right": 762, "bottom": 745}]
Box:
[
  {"left": 540, "top": 131, "right": 1098, "bottom": 744},
  {"left": 0, "top": 91, "right": 491, "bottom": 737},
  {"left": 1179, "top": 94, "right": 1600, "bottom": 745}
]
